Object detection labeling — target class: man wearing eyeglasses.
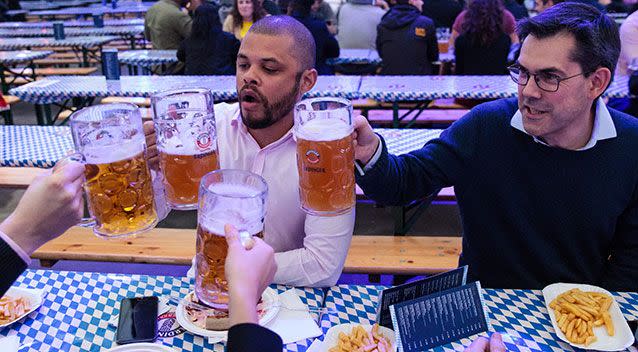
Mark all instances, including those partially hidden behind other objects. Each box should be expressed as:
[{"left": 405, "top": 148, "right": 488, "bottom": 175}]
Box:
[{"left": 352, "top": 2, "right": 638, "bottom": 292}]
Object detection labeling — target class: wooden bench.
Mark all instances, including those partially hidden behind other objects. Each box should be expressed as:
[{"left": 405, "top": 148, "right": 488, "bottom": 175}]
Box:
[
  {"left": 33, "top": 226, "right": 462, "bottom": 275},
  {"left": 0, "top": 167, "right": 47, "bottom": 188}
]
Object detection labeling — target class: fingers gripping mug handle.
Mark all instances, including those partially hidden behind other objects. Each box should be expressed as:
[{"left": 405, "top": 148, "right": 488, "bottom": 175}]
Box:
[{"left": 52, "top": 153, "right": 96, "bottom": 228}]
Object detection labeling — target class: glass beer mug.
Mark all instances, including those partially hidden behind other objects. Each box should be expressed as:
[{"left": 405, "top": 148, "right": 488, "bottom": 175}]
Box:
[
  {"left": 293, "top": 97, "right": 356, "bottom": 216},
  {"left": 195, "top": 169, "right": 267, "bottom": 309},
  {"left": 151, "top": 88, "right": 220, "bottom": 210},
  {"left": 67, "top": 103, "right": 159, "bottom": 238}
]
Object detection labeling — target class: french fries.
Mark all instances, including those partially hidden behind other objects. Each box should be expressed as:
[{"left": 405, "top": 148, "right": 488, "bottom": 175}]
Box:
[
  {"left": 549, "top": 288, "right": 615, "bottom": 346},
  {"left": 0, "top": 295, "right": 30, "bottom": 324},
  {"left": 329, "top": 324, "right": 393, "bottom": 352}
]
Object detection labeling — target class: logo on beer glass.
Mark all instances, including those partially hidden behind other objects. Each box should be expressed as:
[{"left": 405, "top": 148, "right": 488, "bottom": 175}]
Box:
[
  {"left": 305, "top": 149, "right": 320, "bottom": 164},
  {"left": 196, "top": 132, "right": 212, "bottom": 150}
]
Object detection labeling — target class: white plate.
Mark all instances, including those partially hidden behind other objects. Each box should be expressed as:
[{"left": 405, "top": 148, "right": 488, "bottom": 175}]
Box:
[
  {"left": 175, "top": 288, "right": 280, "bottom": 340},
  {"left": 0, "top": 287, "right": 44, "bottom": 328},
  {"left": 106, "top": 343, "right": 177, "bottom": 351},
  {"left": 323, "top": 324, "right": 396, "bottom": 352},
  {"left": 542, "top": 283, "right": 635, "bottom": 351}
]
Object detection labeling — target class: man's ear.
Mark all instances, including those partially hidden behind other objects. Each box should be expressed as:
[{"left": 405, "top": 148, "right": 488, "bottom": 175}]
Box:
[
  {"left": 587, "top": 67, "right": 612, "bottom": 100},
  {"left": 299, "top": 68, "right": 318, "bottom": 94}
]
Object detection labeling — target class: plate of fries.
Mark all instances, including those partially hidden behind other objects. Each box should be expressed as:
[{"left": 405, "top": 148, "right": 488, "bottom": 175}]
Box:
[
  {"left": 542, "top": 283, "right": 634, "bottom": 351},
  {"left": 0, "top": 286, "right": 43, "bottom": 328},
  {"left": 324, "top": 323, "right": 395, "bottom": 352}
]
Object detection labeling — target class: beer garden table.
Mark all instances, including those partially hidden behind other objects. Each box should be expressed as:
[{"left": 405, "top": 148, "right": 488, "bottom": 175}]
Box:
[
  {"left": 0, "top": 36, "right": 118, "bottom": 67},
  {"left": 29, "top": 4, "right": 152, "bottom": 19},
  {"left": 0, "top": 50, "right": 53, "bottom": 94},
  {"left": 320, "top": 285, "right": 638, "bottom": 351},
  {"left": 0, "top": 18, "right": 144, "bottom": 28},
  {"left": 328, "top": 48, "right": 454, "bottom": 66},
  {"left": 119, "top": 50, "right": 178, "bottom": 75},
  {"left": 0, "top": 269, "right": 326, "bottom": 351},
  {"left": 0, "top": 26, "right": 145, "bottom": 49}
]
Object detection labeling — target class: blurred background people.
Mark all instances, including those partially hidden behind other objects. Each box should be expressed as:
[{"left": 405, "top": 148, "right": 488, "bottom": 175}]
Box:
[
  {"left": 223, "top": 0, "right": 268, "bottom": 40},
  {"left": 421, "top": 0, "right": 463, "bottom": 29},
  {"left": 533, "top": 0, "right": 564, "bottom": 12},
  {"left": 177, "top": 3, "right": 241, "bottom": 75},
  {"left": 453, "top": 0, "right": 514, "bottom": 75},
  {"left": 337, "top": 0, "right": 388, "bottom": 50},
  {"left": 376, "top": 0, "right": 439, "bottom": 75},
  {"left": 289, "top": 0, "right": 340, "bottom": 75},
  {"left": 617, "top": 10, "right": 638, "bottom": 75},
  {"left": 145, "top": 0, "right": 195, "bottom": 49},
  {"left": 503, "top": 0, "right": 530, "bottom": 19}
]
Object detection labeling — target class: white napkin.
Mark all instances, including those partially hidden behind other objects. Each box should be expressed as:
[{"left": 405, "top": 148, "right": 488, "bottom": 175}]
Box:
[
  {"left": 305, "top": 338, "right": 325, "bottom": 352},
  {"left": 0, "top": 335, "right": 19, "bottom": 352},
  {"left": 265, "top": 289, "right": 322, "bottom": 344}
]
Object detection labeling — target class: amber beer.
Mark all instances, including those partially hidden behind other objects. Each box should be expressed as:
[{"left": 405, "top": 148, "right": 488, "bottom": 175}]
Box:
[
  {"left": 195, "top": 171, "right": 268, "bottom": 309},
  {"left": 159, "top": 147, "right": 220, "bottom": 208},
  {"left": 296, "top": 118, "right": 355, "bottom": 216},
  {"left": 83, "top": 142, "right": 158, "bottom": 237}
]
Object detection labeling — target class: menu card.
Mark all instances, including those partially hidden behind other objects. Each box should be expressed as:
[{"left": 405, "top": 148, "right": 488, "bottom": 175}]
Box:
[
  {"left": 376, "top": 266, "right": 468, "bottom": 328},
  {"left": 390, "top": 282, "right": 490, "bottom": 352}
]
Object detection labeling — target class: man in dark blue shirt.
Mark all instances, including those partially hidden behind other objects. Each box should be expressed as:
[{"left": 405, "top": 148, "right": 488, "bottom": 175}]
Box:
[{"left": 353, "top": 3, "right": 638, "bottom": 292}]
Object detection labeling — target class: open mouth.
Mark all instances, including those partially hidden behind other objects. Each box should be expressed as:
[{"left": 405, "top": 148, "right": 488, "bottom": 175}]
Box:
[
  {"left": 240, "top": 89, "right": 261, "bottom": 103},
  {"left": 525, "top": 105, "right": 549, "bottom": 117}
]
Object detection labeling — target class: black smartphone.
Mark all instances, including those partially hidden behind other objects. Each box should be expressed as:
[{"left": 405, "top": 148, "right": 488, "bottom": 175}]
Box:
[{"left": 116, "top": 296, "right": 159, "bottom": 345}]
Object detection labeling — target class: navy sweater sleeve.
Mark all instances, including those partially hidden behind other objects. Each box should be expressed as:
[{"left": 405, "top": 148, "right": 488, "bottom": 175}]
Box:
[
  {"left": 0, "top": 236, "right": 27, "bottom": 297},
  {"left": 226, "top": 323, "right": 282, "bottom": 352},
  {"left": 357, "top": 107, "right": 478, "bottom": 206}
]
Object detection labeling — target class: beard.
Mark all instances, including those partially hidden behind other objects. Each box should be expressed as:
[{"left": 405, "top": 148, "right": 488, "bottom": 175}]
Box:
[{"left": 239, "top": 73, "right": 302, "bottom": 130}]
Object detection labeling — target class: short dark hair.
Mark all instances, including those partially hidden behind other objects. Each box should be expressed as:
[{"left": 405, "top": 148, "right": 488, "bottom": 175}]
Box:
[
  {"left": 541, "top": 0, "right": 564, "bottom": 6},
  {"left": 517, "top": 2, "right": 620, "bottom": 77},
  {"left": 190, "top": 4, "right": 222, "bottom": 39},
  {"left": 247, "top": 15, "right": 316, "bottom": 71}
]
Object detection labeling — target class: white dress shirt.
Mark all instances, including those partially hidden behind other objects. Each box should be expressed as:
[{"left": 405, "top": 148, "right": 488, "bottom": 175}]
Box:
[{"left": 214, "top": 103, "right": 355, "bottom": 287}]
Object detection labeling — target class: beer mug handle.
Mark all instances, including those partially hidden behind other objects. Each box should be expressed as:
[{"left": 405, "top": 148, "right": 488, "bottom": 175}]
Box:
[{"left": 53, "top": 153, "right": 96, "bottom": 228}]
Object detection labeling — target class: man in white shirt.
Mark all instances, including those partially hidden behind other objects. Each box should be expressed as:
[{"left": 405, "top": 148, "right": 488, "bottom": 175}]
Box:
[{"left": 146, "top": 15, "right": 355, "bottom": 287}]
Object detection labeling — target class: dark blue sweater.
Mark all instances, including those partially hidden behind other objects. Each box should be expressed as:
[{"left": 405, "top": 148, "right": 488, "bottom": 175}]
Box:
[{"left": 358, "top": 98, "right": 638, "bottom": 291}]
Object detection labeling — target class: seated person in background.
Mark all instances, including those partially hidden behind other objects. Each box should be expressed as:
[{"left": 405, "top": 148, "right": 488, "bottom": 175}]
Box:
[
  {"left": 289, "top": 0, "right": 340, "bottom": 75},
  {"left": 616, "top": 10, "right": 638, "bottom": 75},
  {"left": 534, "top": 0, "right": 564, "bottom": 12},
  {"left": 337, "top": 0, "right": 388, "bottom": 50},
  {"left": 376, "top": 0, "right": 439, "bottom": 75},
  {"left": 354, "top": 3, "right": 638, "bottom": 292},
  {"left": 311, "top": 0, "right": 337, "bottom": 34},
  {"left": 503, "top": 0, "right": 530, "bottom": 19},
  {"left": 145, "top": 0, "right": 198, "bottom": 49},
  {"left": 147, "top": 16, "right": 355, "bottom": 287},
  {"left": 177, "top": 3, "right": 241, "bottom": 75},
  {"left": 0, "top": 162, "right": 84, "bottom": 297},
  {"left": 454, "top": 0, "right": 512, "bottom": 75},
  {"left": 223, "top": 0, "right": 268, "bottom": 40},
  {"left": 450, "top": 0, "right": 518, "bottom": 51},
  {"left": 421, "top": 0, "right": 463, "bottom": 29}
]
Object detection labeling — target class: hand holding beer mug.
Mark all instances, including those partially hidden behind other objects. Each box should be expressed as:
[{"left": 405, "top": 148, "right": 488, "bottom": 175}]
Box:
[
  {"left": 66, "top": 103, "right": 159, "bottom": 238},
  {"left": 151, "top": 88, "right": 220, "bottom": 210},
  {"left": 195, "top": 169, "right": 268, "bottom": 309},
  {"left": 294, "top": 97, "right": 356, "bottom": 216}
]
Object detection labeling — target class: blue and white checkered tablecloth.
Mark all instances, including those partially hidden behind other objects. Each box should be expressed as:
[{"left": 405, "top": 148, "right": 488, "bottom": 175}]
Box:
[
  {"left": 2, "top": 270, "right": 325, "bottom": 352},
  {"left": 10, "top": 76, "right": 361, "bottom": 104},
  {"left": 321, "top": 285, "right": 638, "bottom": 352},
  {"left": 0, "top": 36, "right": 118, "bottom": 50},
  {"left": 0, "top": 125, "right": 73, "bottom": 168},
  {"left": 328, "top": 49, "right": 381, "bottom": 66},
  {"left": 0, "top": 50, "right": 53, "bottom": 65},
  {"left": 0, "top": 19, "right": 144, "bottom": 28},
  {"left": 376, "top": 128, "right": 442, "bottom": 155},
  {"left": 0, "top": 26, "right": 144, "bottom": 38},
  {"left": 359, "top": 75, "right": 632, "bottom": 100},
  {"left": 119, "top": 50, "right": 178, "bottom": 66},
  {"left": 31, "top": 4, "right": 151, "bottom": 16}
]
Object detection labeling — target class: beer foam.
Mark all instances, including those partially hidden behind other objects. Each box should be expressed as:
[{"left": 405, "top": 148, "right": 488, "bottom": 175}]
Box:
[
  {"left": 199, "top": 183, "right": 265, "bottom": 236},
  {"left": 295, "top": 118, "right": 353, "bottom": 142},
  {"left": 83, "top": 141, "right": 145, "bottom": 164}
]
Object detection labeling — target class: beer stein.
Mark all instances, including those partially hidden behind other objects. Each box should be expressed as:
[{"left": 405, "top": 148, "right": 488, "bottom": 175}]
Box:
[
  {"left": 151, "top": 88, "right": 219, "bottom": 210},
  {"left": 195, "top": 169, "right": 267, "bottom": 309},
  {"left": 293, "top": 97, "right": 355, "bottom": 216}
]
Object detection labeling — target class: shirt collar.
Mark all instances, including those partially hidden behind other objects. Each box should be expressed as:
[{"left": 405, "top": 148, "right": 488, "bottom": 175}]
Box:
[
  {"left": 510, "top": 98, "right": 617, "bottom": 151},
  {"left": 231, "top": 109, "right": 294, "bottom": 150}
]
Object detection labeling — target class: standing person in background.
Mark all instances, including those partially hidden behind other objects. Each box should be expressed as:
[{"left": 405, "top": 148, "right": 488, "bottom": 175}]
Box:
[
  {"left": 421, "top": 0, "right": 463, "bottom": 29},
  {"left": 454, "top": 0, "right": 514, "bottom": 75},
  {"left": 177, "top": 3, "right": 241, "bottom": 75},
  {"left": 337, "top": 0, "right": 388, "bottom": 50},
  {"left": 376, "top": 0, "right": 439, "bottom": 75},
  {"left": 145, "top": 0, "right": 201, "bottom": 49},
  {"left": 223, "top": 0, "right": 268, "bottom": 40},
  {"left": 289, "top": 0, "right": 340, "bottom": 75}
]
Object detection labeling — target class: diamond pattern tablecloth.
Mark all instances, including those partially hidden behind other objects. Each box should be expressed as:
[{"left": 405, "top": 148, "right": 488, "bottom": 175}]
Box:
[
  {"left": 30, "top": 4, "right": 151, "bottom": 16},
  {"left": 0, "top": 50, "right": 53, "bottom": 64},
  {"left": 1, "top": 270, "right": 325, "bottom": 352},
  {"left": 0, "top": 18, "right": 144, "bottom": 28},
  {"left": 119, "top": 50, "right": 178, "bottom": 66},
  {"left": 320, "top": 285, "right": 638, "bottom": 352},
  {"left": 0, "top": 36, "right": 117, "bottom": 50},
  {"left": 0, "top": 26, "right": 144, "bottom": 38}
]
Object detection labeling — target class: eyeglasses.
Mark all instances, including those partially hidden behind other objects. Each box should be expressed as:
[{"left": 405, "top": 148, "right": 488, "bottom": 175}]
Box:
[{"left": 507, "top": 65, "right": 589, "bottom": 92}]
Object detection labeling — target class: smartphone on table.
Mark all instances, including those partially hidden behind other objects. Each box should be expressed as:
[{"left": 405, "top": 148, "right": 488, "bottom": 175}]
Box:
[{"left": 116, "top": 296, "right": 159, "bottom": 345}]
